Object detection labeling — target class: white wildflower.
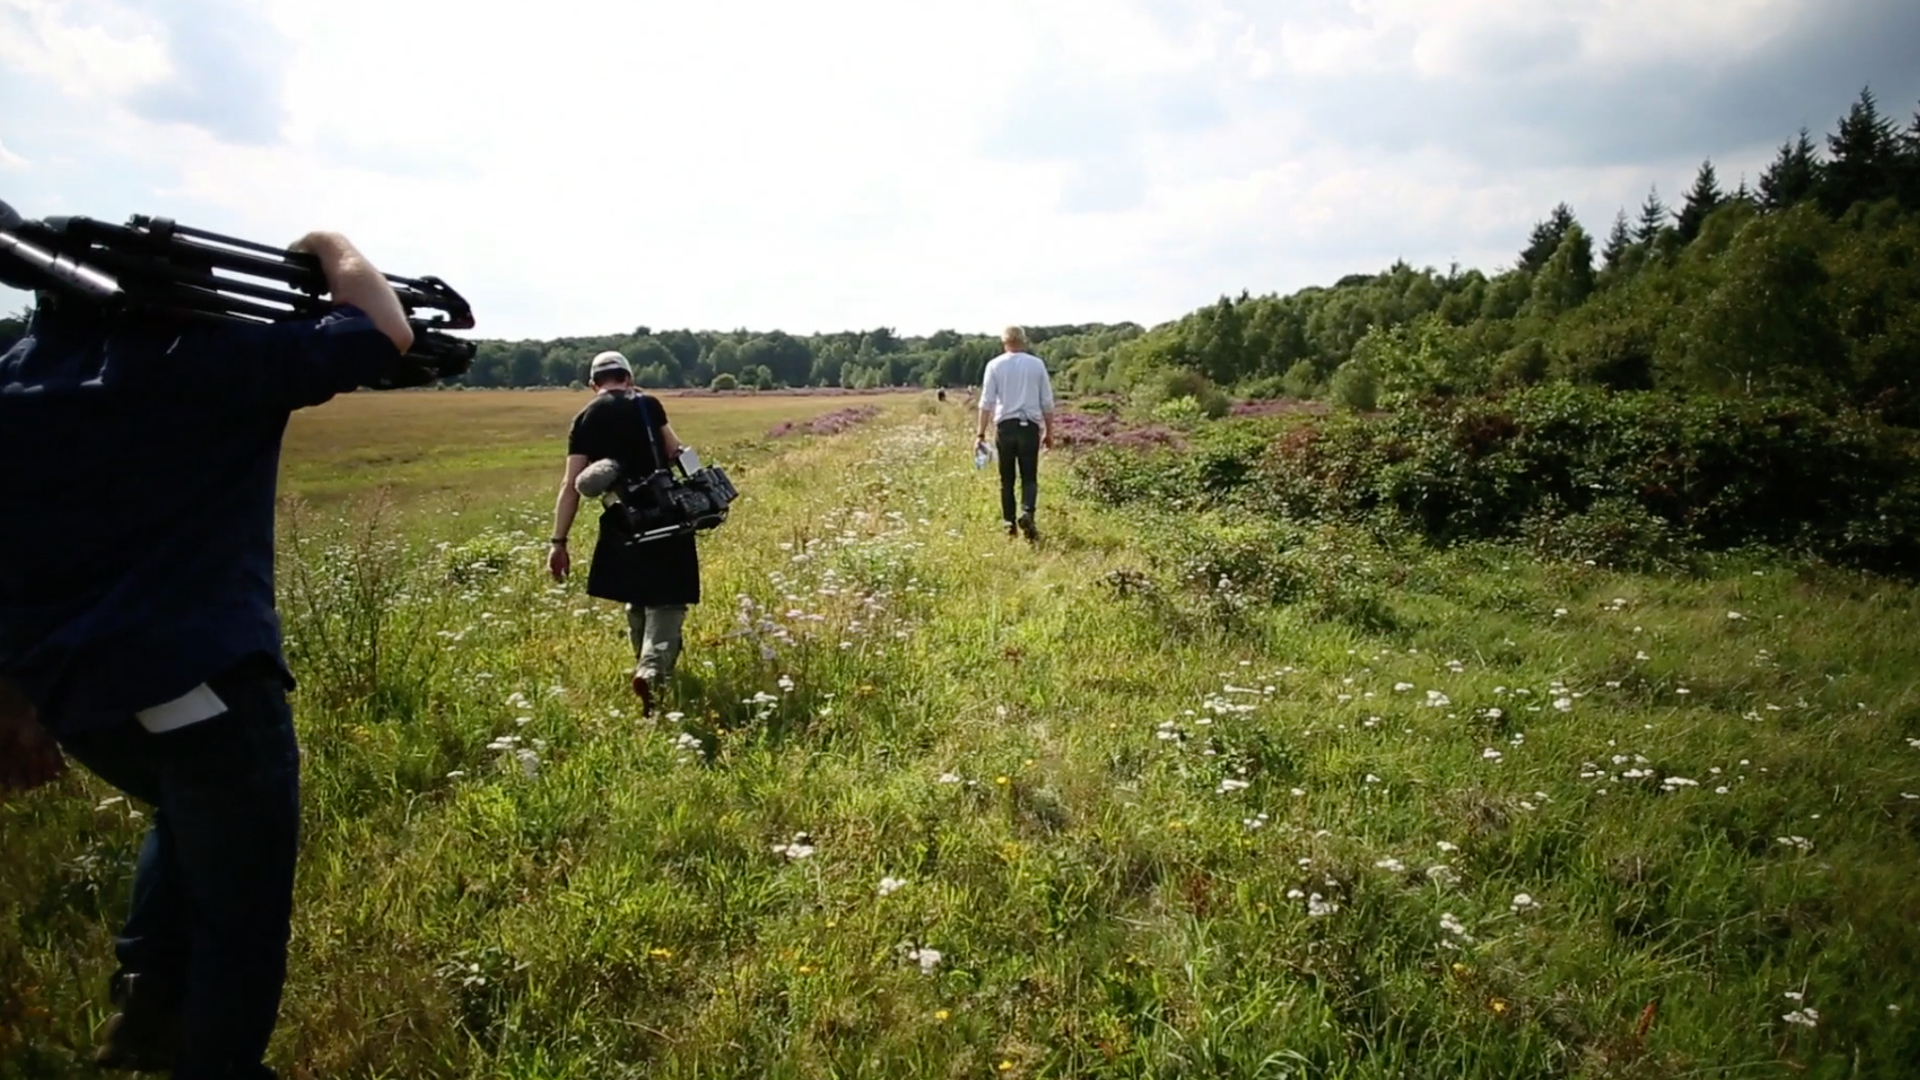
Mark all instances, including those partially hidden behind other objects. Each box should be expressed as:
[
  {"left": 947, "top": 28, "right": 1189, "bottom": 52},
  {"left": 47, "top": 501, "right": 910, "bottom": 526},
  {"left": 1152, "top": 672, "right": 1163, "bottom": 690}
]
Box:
[
  {"left": 1482, "top": 748, "right": 1503, "bottom": 761},
  {"left": 906, "top": 946, "right": 943, "bottom": 975},
  {"left": 773, "top": 833, "right": 817, "bottom": 860},
  {"left": 1393, "top": 682, "right": 1415, "bottom": 692},
  {"left": 878, "top": 875, "right": 907, "bottom": 897},
  {"left": 1511, "top": 893, "right": 1538, "bottom": 911},
  {"left": 1782, "top": 1008, "right": 1819, "bottom": 1028},
  {"left": 1216, "top": 778, "right": 1251, "bottom": 794},
  {"left": 1374, "top": 857, "right": 1406, "bottom": 873},
  {"left": 1307, "top": 893, "right": 1339, "bottom": 917},
  {"left": 1427, "top": 864, "right": 1461, "bottom": 887}
]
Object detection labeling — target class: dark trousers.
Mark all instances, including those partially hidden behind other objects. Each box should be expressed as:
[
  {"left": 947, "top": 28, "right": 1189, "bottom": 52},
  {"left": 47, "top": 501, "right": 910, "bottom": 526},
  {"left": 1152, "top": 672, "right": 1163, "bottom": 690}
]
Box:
[
  {"left": 57, "top": 664, "right": 299, "bottom": 1080},
  {"left": 996, "top": 418, "right": 1041, "bottom": 523}
]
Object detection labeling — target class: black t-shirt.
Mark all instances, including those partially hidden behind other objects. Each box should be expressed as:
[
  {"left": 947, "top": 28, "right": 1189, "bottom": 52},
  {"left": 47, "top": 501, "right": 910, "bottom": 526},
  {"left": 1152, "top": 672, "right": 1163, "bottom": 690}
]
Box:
[
  {"left": 565, "top": 388, "right": 700, "bottom": 606},
  {"left": 568, "top": 389, "right": 670, "bottom": 476}
]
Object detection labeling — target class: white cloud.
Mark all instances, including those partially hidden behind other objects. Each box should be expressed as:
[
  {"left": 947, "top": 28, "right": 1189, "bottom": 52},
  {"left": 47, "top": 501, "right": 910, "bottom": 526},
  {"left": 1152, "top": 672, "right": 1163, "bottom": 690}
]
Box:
[{"left": 0, "top": 0, "right": 171, "bottom": 100}]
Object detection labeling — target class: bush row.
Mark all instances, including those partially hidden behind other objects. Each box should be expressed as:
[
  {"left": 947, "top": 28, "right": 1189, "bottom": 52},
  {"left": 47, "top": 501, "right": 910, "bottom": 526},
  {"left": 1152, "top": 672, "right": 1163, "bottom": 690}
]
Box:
[{"left": 1072, "top": 385, "right": 1920, "bottom": 574}]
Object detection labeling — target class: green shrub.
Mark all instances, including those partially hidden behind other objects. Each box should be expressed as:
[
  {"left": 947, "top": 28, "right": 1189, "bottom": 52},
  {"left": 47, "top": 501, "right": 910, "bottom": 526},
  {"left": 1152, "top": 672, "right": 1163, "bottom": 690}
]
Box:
[
  {"left": 1132, "top": 367, "right": 1230, "bottom": 419},
  {"left": 1256, "top": 384, "right": 1920, "bottom": 572},
  {"left": 1237, "top": 374, "right": 1288, "bottom": 400},
  {"left": 1328, "top": 360, "right": 1379, "bottom": 412},
  {"left": 710, "top": 373, "right": 738, "bottom": 391},
  {"left": 1151, "top": 395, "right": 1206, "bottom": 427},
  {"left": 1080, "top": 384, "right": 1920, "bottom": 573},
  {"left": 1280, "top": 359, "right": 1322, "bottom": 400}
]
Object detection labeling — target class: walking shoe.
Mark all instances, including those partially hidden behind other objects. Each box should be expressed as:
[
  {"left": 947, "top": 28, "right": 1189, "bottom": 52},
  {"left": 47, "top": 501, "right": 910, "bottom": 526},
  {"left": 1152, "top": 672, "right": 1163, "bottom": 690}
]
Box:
[
  {"left": 1017, "top": 512, "right": 1038, "bottom": 542},
  {"left": 632, "top": 669, "right": 654, "bottom": 715},
  {"left": 94, "top": 973, "right": 179, "bottom": 1072},
  {"left": 1005, "top": 521, "right": 1018, "bottom": 539}
]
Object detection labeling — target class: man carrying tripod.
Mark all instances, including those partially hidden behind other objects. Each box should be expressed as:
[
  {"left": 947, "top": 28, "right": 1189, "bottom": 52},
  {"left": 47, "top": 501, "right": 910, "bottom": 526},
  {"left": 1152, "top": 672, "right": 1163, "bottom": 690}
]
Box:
[
  {"left": 0, "top": 229, "right": 415, "bottom": 1078},
  {"left": 975, "top": 326, "right": 1056, "bottom": 541},
  {"left": 548, "top": 351, "right": 702, "bottom": 713}
]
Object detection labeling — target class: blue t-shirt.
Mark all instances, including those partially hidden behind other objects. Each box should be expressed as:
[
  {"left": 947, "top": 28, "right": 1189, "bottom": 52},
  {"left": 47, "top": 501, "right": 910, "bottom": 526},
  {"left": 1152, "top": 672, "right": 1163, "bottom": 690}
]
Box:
[{"left": 0, "top": 304, "right": 400, "bottom": 736}]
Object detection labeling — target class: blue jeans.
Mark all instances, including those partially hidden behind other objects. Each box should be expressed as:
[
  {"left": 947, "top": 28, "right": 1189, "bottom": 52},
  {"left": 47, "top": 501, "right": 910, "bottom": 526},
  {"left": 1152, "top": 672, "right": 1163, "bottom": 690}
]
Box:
[{"left": 57, "top": 663, "right": 300, "bottom": 1080}]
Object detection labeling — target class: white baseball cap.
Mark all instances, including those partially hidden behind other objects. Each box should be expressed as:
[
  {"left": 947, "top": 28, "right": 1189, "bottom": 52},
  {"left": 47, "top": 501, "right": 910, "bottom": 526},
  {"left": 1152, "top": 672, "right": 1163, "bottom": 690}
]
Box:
[{"left": 590, "top": 350, "right": 633, "bottom": 378}]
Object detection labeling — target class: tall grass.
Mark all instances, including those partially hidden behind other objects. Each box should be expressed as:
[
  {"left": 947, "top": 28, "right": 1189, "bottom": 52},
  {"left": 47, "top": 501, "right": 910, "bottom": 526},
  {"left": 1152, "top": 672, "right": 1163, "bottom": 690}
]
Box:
[{"left": 4, "top": 400, "right": 1919, "bottom": 1078}]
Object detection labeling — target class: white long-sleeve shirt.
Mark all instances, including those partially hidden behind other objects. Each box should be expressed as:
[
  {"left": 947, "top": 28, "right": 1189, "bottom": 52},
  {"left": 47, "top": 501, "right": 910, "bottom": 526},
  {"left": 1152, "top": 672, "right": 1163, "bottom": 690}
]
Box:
[{"left": 978, "top": 351, "right": 1055, "bottom": 426}]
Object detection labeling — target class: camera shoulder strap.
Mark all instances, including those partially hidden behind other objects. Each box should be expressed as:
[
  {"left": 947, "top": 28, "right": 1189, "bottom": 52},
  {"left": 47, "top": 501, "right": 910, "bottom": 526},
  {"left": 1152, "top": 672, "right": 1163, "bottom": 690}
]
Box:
[{"left": 630, "top": 389, "right": 673, "bottom": 474}]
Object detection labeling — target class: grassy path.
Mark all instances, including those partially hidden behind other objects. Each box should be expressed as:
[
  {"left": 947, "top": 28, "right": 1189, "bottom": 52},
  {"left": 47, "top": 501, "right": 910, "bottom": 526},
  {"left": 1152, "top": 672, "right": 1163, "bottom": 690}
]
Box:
[{"left": 6, "top": 405, "right": 1920, "bottom": 1078}]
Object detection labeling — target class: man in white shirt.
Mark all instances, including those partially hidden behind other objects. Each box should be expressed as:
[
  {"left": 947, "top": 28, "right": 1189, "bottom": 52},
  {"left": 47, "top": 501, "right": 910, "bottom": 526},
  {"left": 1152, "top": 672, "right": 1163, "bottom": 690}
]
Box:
[{"left": 975, "top": 326, "right": 1056, "bottom": 541}]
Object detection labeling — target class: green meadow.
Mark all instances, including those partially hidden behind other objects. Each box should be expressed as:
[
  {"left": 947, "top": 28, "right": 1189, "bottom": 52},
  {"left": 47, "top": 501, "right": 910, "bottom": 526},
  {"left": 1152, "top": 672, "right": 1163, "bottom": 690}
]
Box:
[{"left": 4, "top": 389, "right": 1920, "bottom": 1079}]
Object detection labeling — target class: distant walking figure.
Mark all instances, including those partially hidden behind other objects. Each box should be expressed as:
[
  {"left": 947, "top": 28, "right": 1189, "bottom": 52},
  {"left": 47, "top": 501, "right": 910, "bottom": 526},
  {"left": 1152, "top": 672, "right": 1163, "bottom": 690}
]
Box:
[{"left": 975, "top": 326, "right": 1055, "bottom": 541}]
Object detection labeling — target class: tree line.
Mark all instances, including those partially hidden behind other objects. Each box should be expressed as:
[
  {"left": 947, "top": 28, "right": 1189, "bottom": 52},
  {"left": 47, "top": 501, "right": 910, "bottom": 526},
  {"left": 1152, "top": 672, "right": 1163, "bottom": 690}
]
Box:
[
  {"left": 1072, "top": 86, "right": 1920, "bottom": 424},
  {"left": 455, "top": 323, "right": 1144, "bottom": 392}
]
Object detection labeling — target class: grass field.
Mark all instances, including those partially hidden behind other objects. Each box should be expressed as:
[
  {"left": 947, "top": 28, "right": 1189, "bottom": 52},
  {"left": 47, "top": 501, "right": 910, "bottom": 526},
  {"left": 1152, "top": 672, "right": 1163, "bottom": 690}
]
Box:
[
  {"left": 5, "top": 393, "right": 1920, "bottom": 1079},
  {"left": 279, "top": 387, "right": 916, "bottom": 512}
]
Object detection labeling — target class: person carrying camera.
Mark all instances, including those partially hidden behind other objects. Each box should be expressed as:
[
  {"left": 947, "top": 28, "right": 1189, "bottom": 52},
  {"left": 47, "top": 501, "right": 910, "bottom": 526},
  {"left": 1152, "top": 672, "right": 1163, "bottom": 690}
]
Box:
[
  {"left": 975, "top": 325, "right": 1056, "bottom": 541},
  {"left": 548, "top": 351, "right": 701, "bottom": 713},
  {"left": 0, "top": 231, "right": 415, "bottom": 1077}
]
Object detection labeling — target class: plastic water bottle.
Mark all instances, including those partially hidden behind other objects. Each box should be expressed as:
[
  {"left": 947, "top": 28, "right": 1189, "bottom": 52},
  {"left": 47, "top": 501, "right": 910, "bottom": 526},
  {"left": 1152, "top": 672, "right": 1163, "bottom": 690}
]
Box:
[{"left": 973, "top": 441, "right": 990, "bottom": 470}]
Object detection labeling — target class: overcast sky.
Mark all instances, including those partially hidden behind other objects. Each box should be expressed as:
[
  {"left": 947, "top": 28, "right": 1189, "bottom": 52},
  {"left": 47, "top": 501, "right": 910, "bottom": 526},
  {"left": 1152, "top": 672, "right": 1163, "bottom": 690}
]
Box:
[{"left": 3, "top": 0, "right": 1917, "bottom": 340}]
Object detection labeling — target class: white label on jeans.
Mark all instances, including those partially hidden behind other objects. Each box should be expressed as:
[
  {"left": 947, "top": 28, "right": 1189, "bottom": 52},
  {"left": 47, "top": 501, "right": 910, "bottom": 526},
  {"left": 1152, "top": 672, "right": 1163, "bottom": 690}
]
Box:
[{"left": 135, "top": 683, "right": 228, "bottom": 734}]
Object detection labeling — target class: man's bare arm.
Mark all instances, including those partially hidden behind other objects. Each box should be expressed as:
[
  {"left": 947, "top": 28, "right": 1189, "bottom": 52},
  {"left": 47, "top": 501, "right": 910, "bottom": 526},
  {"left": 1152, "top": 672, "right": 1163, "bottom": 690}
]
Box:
[
  {"left": 289, "top": 232, "right": 414, "bottom": 354},
  {"left": 549, "top": 454, "right": 588, "bottom": 581}
]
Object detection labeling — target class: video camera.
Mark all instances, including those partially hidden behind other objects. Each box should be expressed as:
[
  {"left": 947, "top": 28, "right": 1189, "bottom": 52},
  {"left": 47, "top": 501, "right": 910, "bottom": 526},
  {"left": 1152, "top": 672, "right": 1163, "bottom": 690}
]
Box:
[
  {"left": 0, "top": 198, "right": 475, "bottom": 388},
  {"left": 571, "top": 393, "right": 740, "bottom": 545},
  {"left": 617, "top": 456, "right": 740, "bottom": 544}
]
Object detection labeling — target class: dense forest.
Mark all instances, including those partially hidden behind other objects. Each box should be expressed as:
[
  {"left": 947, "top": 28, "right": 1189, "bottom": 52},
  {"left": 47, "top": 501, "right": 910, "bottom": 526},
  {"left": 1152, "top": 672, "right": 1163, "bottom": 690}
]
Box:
[
  {"left": 3, "top": 88, "right": 1915, "bottom": 419},
  {"left": 1084, "top": 88, "right": 1920, "bottom": 425}
]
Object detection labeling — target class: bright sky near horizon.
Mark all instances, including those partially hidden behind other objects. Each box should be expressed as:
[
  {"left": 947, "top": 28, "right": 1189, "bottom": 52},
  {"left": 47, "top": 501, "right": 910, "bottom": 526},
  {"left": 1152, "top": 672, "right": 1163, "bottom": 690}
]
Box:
[{"left": 3, "top": 0, "right": 1917, "bottom": 341}]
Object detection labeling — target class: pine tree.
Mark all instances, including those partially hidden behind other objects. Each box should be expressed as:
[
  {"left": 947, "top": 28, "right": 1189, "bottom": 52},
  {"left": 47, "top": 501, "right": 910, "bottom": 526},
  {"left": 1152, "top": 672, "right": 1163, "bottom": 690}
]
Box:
[
  {"left": 1601, "top": 208, "right": 1633, "bottom": 271},
  {"left": 1633, "top": 186, "right": 1668, "bottom": 245},
  {"left": 1897, "top": 102, "right": 1920, "bottom": 211},
  {"left": 1518, "top": 203, "right": 1578, "bottom": 274},
  {"left": 1821, "top": 86, "right": 1898, "bottom": 213},
  {"left": 1758, "top": 128, "right": 1822, "bottom": 210},
  {"left": 1674, "top": 160, "right": 1724, "bottom": 243},
  {"left": 1529, "top": 224, "right": 1596, "bottom": 318}
]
